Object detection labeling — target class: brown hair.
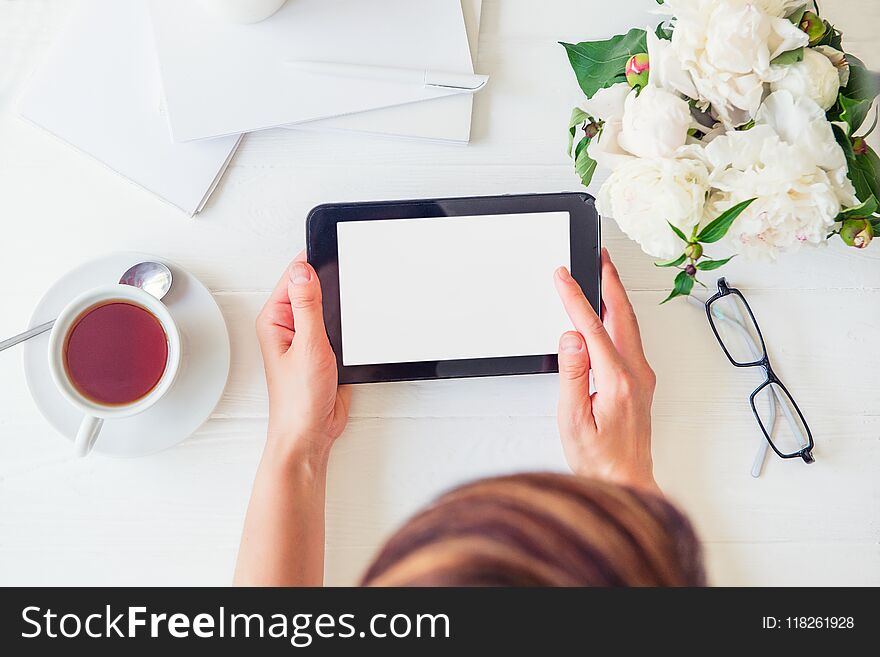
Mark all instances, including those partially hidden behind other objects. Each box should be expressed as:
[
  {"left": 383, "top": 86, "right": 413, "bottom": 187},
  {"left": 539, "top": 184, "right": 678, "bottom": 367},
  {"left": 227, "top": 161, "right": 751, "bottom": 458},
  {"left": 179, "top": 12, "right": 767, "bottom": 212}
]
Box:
[{"left": 361, "top": 473, "right": 704, "bottom": 587}]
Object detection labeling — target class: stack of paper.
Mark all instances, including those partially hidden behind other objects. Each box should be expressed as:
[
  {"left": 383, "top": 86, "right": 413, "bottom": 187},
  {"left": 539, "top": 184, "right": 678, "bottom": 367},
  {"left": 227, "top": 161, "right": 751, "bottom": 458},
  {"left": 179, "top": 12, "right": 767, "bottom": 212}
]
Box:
[
  {"left": 19, "top": 0, "right": 241, "bottom": 215},
  {"left": 289, "top": 0, "right": 483, "bottom": 143},
  {"left": 19, "top": 0, "right": 483, "bottom": 215}
]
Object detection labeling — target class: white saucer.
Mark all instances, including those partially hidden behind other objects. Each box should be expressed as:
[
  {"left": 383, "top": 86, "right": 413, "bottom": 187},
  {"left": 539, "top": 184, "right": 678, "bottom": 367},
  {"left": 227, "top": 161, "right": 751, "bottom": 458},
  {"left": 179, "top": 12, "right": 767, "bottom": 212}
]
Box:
[{"left": 23, "top": 252, "right": 230, "bottom": 457}]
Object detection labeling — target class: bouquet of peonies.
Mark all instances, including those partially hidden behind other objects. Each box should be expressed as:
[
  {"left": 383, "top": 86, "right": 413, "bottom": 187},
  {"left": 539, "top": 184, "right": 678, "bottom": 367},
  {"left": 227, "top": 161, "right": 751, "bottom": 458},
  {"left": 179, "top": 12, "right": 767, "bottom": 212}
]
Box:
[{"left": 563, "top": 0, "right": 880, "bottom": 302}]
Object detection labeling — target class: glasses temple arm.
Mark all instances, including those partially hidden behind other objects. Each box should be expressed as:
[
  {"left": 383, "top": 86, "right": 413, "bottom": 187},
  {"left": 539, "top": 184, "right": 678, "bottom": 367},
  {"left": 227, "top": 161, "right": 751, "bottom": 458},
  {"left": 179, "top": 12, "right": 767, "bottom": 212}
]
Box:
[
  {"left": 712, "top": 302, "right": 810, "bottom": 457},
  {"left": 709, "top": 306, "right": 777, "bottom": 479},
  {"left": 720, "top": 303, "right": 809, "bottom": 450}
]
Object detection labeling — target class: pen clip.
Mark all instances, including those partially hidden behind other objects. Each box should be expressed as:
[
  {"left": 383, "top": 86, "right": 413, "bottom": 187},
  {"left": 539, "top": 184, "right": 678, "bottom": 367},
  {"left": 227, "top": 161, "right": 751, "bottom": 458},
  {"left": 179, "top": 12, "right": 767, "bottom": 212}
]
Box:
[{"left": 424, "top": 72, "right": 489, "bottom": 92}]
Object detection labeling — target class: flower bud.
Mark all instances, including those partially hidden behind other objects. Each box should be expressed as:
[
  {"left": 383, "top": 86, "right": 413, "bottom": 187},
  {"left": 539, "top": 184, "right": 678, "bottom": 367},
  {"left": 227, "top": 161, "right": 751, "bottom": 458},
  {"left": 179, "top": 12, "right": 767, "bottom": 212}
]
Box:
[
  {"left": 852, "top": 136, "right": 868, "bottom": 156},
  {"left": 840, "top": 219, "right": 874, "bottom": 248},
  {"left": 684, "top": 242, "right": 703, "bottom": 260},
  {"left": 684, "top": 264, "right": 697, "bottom": 277},
  {"left": 584, "top": 120, "right": 601, "bottom": 140},
  {"left": 799, "top": 11, "right": 826, "bottom": 45},
  {"left": 625, "top": 53, "right": 650, "bottom": 89}
]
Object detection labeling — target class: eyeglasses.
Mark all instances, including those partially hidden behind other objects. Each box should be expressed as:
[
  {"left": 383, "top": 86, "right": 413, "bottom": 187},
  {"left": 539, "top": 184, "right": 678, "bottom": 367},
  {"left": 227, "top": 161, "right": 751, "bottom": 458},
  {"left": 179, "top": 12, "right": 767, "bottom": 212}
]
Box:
[{"left": 704, "top": 278, "right": 815, "bottom": 465}]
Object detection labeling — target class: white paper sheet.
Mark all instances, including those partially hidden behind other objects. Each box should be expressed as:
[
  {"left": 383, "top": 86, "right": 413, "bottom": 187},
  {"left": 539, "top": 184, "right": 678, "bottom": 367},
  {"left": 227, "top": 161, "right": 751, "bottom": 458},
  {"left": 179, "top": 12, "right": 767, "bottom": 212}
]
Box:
[
  {"left": 292, "top": 0, "right": 483, "bottom": 143},
  {"left": 336, "top": 212, "right": 573, "bottom": 366},
  {"left": 148, "top": 0, "right": 474, "bottom": 141},
  {"left": 18, "top": 0, "right": 241, "bottom": 216}
]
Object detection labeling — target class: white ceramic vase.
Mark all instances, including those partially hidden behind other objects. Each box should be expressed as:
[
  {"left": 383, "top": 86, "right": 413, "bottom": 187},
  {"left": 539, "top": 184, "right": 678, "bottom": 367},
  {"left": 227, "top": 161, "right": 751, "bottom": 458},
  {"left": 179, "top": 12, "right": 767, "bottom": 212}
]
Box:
[{"left": 199, "top": 0, "right": 289, "bottom": 24}]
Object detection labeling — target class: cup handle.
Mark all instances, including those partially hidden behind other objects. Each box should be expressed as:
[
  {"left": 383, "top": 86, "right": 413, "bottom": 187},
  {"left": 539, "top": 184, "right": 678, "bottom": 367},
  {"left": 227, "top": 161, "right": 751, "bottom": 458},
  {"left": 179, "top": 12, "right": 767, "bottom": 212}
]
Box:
[{"left": 74, "top": 416, "right": 104, "bottom": 457}]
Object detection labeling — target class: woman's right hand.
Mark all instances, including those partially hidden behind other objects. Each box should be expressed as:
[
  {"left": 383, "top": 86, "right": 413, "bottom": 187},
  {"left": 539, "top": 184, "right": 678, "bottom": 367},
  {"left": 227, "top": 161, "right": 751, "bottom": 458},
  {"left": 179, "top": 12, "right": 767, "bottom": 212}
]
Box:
[
  {"left": 255, "top": 253, "right": 351, "bottom": 466},
  {"left": 554, "top": 248, "right": 659, "bottom": 492}
]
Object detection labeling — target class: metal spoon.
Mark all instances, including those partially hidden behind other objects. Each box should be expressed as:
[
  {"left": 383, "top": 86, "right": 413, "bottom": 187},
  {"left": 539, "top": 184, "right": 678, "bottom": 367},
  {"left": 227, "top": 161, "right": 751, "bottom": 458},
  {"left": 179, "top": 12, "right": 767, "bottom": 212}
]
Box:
[{"left": 0, "top": 261, "right": 173, "bottom": 352}]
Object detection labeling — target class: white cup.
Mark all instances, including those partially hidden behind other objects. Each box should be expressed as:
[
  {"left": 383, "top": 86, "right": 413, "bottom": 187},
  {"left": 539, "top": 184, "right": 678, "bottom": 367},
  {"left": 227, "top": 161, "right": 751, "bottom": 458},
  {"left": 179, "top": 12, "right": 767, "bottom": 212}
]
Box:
[
  {"left": 48, "top": 285, "right": 181, "bottom": 457},
  {"left": 198, "top": 0, "right": 289, "bottom": 24}
]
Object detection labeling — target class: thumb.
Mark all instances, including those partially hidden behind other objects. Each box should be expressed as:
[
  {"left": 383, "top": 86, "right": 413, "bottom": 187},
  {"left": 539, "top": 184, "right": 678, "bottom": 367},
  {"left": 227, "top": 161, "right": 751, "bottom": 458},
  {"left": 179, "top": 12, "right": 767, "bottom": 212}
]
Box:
[
  {"left": 558, "top": 331, "right": 592, "bottom": 419},
  {"left": 287, "top": 261, "right": 327, "bottom": 345}
]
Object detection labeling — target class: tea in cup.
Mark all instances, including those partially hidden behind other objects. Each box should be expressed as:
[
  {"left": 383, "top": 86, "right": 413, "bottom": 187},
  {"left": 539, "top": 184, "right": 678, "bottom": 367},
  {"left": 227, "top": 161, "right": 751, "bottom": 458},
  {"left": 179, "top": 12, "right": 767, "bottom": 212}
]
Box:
[{"left": 48, "top": 284, "right": 181, "bottom": 456}]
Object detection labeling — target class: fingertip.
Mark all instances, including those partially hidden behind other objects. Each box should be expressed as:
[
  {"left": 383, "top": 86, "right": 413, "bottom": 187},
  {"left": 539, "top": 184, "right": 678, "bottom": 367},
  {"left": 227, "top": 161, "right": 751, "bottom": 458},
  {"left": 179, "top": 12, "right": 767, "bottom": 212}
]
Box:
[
  {"left": 555, "top": 266, "right": 574, "bottom": 283},
  {"left": 288, "top": 260, "right": 314, "bottom": 286},
  {"left": 558, "top": 331, "right": 590, "bottom": 384},
  {"left": 559, "top": 331, "right": 585, "bottom": 354}
]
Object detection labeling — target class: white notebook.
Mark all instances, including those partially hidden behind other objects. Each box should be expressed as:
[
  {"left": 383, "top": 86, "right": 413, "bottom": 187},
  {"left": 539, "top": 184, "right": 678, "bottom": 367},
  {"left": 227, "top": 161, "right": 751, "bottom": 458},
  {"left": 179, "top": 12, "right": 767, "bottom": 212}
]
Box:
[
  {"left": 148, "top": 0, "right": 474, "bottom": 141},
  {"left": 18, "top": 0, "right": 240, "bottom": 216},
  {"left": 289, "top": 0, "right": 483, "bottom": 143}
]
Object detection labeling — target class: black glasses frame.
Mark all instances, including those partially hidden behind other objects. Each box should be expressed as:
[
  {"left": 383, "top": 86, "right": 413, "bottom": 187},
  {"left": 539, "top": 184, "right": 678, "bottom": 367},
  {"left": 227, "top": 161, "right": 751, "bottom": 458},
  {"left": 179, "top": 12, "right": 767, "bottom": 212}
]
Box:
[{"left": 705, "top": 278, "right": 815, "bottom": 464}]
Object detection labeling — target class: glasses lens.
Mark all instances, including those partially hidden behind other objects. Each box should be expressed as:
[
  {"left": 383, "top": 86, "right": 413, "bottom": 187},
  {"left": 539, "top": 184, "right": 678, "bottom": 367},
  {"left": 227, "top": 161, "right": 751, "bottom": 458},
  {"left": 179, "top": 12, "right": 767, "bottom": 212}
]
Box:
[
  {"left": 708, "top": 292, "right": 765, "bottom": 365},
  {"left": 752, "top": 382, "right": 811, "bottom": 457}
]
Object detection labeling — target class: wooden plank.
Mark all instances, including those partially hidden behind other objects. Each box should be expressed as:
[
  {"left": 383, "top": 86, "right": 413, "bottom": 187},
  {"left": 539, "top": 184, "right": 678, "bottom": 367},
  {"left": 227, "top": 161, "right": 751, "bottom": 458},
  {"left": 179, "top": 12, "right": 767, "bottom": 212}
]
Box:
[
  {"left": 2, "top": 288, "right": 879, "bottom": 424},
  {"left": 3, "top": 414, "right": 875, "bottom": 585}
]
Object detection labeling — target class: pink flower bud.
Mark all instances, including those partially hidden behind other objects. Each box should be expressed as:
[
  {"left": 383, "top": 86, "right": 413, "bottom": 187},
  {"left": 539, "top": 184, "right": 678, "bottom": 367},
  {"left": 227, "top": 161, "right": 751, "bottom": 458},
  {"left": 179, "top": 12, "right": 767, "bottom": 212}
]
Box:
[
  {"left": 625, "top": 53, "right": 650, "bottom": 89},
  {"left": 852, "top": 136, "right": 868, "bottom": 156},
  {"left": 799, "top": 11, "right": 826, "bottom": 45}
]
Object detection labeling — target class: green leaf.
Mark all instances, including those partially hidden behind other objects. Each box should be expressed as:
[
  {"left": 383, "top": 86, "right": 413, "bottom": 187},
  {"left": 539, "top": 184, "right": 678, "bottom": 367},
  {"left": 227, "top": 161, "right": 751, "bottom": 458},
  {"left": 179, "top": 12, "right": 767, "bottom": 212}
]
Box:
[
  {"left": 837, "top": 121, "right": 880, "bottom": 203},
  {"left": 829, "top": 55, "right": 880, "bottom": 135},
  {"left": 861, "top": 105, "right": 879, "bottom": 138},
  {"left": 816, "top": 22, "right": 842, "bottom": 49},
  {"left": 660, "top": 271, "right": 695, "bottom": 304},
  {"left": 655, "top": 253, "right": 686, "bottom": 268},
  {"left": 771, "top": 47, "right": 804, "bottom": 66},
  {"left": 574, "top": 143, "right": 598, "bottom": 187},
  {"left": 696, "top": 256, "right": 735, "bottom": 271},
  {"left": 561, "top": 28, "right": 648, "bottom": 99},
  {"left": 667, "top": 221, "right": 688, "bottom": 243},
  {"left": 695, "top": 198, "right": 757, "bottom": 244},
  {"left": 833, "top": 122, "right": 855, "bottom": 160},
  {"left": 838, "top": 195, "right": 879, "bottom": 219},
  {"left": 567, "top": 107, "right": 589, "bottom": 156},
  {"left": 838, "top": 94, "right": 873, "bottom": 135},
  {"left": 655, "top": 21, "right": 673, "bottom": 41},
  {"left": 842, "top": 54, "right": 880, "bottom": 103},
  {"left": 848, "top": 145, "right": 880, "bottom": 203}
]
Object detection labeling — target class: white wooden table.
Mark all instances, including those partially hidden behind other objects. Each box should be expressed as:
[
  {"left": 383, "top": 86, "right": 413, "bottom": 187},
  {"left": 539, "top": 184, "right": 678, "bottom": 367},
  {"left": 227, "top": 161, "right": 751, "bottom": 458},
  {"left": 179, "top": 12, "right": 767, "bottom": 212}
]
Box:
[{"left": 1, "top": 0, "right": 878, "bottom": 586}]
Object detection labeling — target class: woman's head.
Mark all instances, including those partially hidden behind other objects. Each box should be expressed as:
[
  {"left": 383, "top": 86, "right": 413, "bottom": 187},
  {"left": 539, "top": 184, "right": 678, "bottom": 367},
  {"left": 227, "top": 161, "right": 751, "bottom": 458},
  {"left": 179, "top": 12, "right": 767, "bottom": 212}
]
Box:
[{"left": 361, "top": 473, "right": 704, "bottom": 587}]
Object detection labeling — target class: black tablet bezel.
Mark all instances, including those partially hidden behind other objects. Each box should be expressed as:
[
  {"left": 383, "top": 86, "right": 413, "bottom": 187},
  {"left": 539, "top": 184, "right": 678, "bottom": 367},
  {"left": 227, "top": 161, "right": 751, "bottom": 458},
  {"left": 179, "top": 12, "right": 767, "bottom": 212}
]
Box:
[{"left": 306, "top": 192, "right": 601, "bottom": 384}]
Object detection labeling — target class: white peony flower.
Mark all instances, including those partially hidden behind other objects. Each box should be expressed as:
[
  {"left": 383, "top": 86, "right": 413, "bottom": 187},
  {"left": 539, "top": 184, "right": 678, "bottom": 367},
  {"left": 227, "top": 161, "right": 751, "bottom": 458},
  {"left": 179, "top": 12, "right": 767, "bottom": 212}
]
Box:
[
  {"left": 587, "top": 120, "right": 637, "bottom": 172},
  {"left": 598, "top": 150, "right": 711, "bottom": 259},
  {"left": 579, "top": 83, "right": 637, "bottom": 172},
  {"left": 579, "top": 81, "right": 630, "bottom": 122},
  {"left": 583, "top": 83, "right": 693, "bottom": 171},
  {"left": 646, "top": 27, "right": 699, "bottom": 99},
  {"left": 770, "top": 47, "right": 842, "bottom": 110},
  {"left": 814, "top": 46, "right": 850, "bottom": 87},
  {"left": 618, "top": 85, "right": 694, "bottom": 159},
  {"left": 663, "top": 0, "right": 808, "bottom": 126},
  {"left": 704, "top": 119, "right": 851, "bottom": 261},
  {"left": 757, "top": 90, "right": 857, "bottom": 205}
]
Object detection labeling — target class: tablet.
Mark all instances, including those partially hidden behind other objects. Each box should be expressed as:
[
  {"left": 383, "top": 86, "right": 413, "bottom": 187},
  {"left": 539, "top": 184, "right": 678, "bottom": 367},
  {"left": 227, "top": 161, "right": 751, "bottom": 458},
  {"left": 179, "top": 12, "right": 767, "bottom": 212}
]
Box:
[{"left": 307, "top": 193, "right": 601, "bottom": 384}]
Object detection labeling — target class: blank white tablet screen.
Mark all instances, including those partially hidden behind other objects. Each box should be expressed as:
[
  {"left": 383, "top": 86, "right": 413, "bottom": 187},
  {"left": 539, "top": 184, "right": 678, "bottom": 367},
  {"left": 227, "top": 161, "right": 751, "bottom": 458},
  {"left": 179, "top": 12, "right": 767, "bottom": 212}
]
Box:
[{"left": 336, "top": 212, "right": 572, "bottom": 366}]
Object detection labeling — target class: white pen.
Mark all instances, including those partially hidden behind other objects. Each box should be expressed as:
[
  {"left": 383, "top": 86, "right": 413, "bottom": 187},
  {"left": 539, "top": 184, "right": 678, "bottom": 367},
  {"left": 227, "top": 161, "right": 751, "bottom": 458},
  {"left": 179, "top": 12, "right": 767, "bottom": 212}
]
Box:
[{"left": 285, "top": 60, "right": 489, "bottom": 92}]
